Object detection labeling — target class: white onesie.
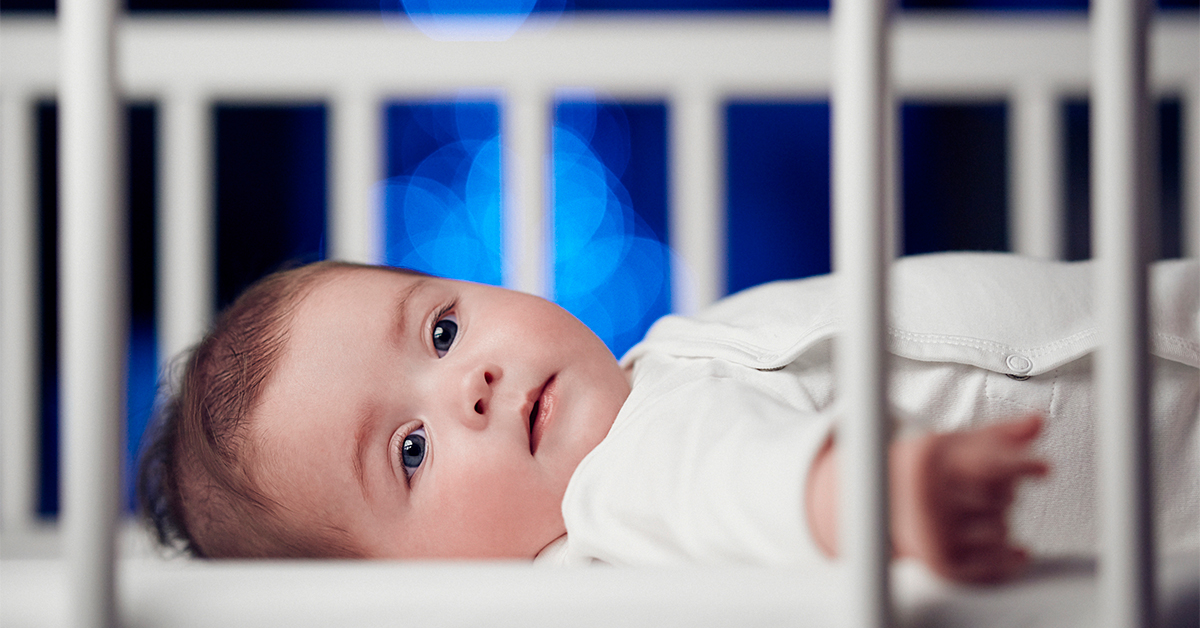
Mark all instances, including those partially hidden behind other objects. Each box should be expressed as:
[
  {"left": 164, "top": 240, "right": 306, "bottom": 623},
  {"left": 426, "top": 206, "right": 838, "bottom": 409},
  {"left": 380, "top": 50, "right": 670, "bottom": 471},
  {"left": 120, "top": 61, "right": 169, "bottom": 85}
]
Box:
[{"left": 538, "top": 253, "right": 1199, "bottom": 567}]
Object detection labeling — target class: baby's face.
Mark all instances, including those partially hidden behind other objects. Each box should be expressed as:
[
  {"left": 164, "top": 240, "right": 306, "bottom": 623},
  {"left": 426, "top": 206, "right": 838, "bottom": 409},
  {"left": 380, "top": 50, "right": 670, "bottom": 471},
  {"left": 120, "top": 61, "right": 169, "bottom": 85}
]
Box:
[{"left": 253, "top": 267, "right": 630, "bottom": 559}]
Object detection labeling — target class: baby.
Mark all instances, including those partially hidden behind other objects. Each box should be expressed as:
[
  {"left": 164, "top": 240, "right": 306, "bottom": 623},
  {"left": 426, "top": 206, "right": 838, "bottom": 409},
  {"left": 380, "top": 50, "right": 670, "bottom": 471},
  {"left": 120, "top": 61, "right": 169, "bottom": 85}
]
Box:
[{"left": 138, "top": 253, "right": 1199, "bottom": 584}]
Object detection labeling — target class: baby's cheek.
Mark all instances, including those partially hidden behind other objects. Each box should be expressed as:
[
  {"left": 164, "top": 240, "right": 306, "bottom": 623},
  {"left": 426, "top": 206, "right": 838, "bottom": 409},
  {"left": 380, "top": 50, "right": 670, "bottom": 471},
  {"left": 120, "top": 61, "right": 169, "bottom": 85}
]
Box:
[{"left": 439, "top": 463, "right": 562, "bottom": 558}]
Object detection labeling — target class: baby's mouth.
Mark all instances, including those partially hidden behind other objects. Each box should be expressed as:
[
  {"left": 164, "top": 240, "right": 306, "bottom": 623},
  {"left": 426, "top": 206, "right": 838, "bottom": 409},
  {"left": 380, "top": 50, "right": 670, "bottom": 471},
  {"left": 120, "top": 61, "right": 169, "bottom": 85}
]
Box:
[{"left": 528, "top": 376, "right": 556, "bottom": 456}]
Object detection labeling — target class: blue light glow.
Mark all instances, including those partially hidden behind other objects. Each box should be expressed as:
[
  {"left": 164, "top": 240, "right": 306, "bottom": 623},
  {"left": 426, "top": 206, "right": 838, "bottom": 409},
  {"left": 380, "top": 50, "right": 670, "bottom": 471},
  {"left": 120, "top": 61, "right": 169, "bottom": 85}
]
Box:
[
  {"left": 382, "top": 99, "right": 672, "bottom": 357},
  {"left": 553, "top": 102, "right": 672, "bottom": 357},
  {"left": 126, "top": 325, "right": 158, "bottom": 511},
  {"left": 380, "top": 0, "right": 561, "bottom": 40},
  {"left": 383, "top": 101, "right": 504, "bottom": 286},
  {"left": 401, "top": 0, "right": 537, "bottom": 15}
]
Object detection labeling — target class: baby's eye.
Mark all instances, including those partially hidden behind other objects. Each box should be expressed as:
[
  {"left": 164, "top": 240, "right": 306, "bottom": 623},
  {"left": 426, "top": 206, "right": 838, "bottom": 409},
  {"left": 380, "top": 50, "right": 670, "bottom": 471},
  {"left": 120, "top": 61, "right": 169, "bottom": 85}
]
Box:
[
  {"left": 400, "top": 427, "right": 427, "bottom": 479},
  {"left": 432, "top": 314, "right": 457, "bottom": 357}
]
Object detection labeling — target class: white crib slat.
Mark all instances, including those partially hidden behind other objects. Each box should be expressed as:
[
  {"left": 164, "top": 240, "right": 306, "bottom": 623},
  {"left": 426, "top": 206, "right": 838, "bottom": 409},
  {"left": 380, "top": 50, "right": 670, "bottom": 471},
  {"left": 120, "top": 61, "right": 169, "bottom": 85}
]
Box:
[
  {"left": 60, "top": 0, "right": 123, "bottom": 624},
  {"left": 832, "top": 0, "right": 892, "bottom": 626},
  {"left": 503, "top": 87, "right": 550, "bottom": 297},
  {"left": 1092, "top": 0, "right": 1156, "bottom": 627},
  {"left": 330, "top": 92, "right": 380, "bottom": 264},
  {"left": 669, "top": 88, "right": 724, "bottom": 313},
  {"left": 159, "top": 93, "right": 214, "bottom": 364},
  {"left": 1, "top": 91, "right": 40, "bottom": 536},
  {"left": 1011, "top": 86, "right": 1065, "bottom": 260}
]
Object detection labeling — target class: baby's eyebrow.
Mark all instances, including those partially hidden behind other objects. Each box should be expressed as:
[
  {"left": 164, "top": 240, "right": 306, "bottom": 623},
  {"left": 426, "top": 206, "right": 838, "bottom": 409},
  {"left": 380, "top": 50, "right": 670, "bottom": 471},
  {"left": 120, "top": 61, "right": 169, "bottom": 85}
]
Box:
[
  {"left": 388, "top": 278, "right": 428, "bottom": 349},
  {"left": 353, "top": 403, "right": 381, "bottom": 501}
]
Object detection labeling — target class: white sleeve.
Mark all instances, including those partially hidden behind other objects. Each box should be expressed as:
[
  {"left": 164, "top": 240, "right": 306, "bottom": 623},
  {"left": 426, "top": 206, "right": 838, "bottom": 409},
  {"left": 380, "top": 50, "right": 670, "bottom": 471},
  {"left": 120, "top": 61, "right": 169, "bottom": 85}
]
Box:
[{"left": 561, "top": 367, "right": 837, "bottom": 567}]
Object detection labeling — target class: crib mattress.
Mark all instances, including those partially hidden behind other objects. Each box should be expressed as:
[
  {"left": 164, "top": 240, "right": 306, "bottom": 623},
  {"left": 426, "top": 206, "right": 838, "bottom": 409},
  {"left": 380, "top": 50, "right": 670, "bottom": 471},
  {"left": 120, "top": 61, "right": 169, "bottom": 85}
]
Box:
[{"left": 2, "top": 551, "right": 1196, "bottom": 627}]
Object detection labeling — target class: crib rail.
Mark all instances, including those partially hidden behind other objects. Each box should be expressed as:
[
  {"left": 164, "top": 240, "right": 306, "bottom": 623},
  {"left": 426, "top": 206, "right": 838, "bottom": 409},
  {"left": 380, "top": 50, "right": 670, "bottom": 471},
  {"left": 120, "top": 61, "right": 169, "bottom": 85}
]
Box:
[
  {"left": 1093, "top": 1, "right": 1158, "bottom": 626},
  {"left": 832, "top": 1, "right": 891, "bottom": 625},
  {"left": 1, "top": 553, "right": 1195, "bottom": 628},
  {"left": 55, "top": 1, "right": 122, "bottom": 626},
  {"left": 2, "top": 10, "right": 1198, "bottom": 628}
]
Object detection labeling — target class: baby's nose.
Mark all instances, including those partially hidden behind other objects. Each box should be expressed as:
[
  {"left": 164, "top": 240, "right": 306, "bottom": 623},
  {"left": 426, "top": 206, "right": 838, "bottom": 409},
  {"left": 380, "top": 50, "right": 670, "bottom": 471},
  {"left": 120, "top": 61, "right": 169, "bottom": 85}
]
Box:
[{"left": 463, "top": 365, "right": 499, "bottom": 429}]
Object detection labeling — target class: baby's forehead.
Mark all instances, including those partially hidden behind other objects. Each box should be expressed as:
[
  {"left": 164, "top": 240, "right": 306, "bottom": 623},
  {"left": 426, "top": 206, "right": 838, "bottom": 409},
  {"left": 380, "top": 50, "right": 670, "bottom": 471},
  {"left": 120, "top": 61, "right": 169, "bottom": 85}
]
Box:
[
  {"left": 248, "top": 361, "right": 370, "bottom": 516},
  {"left": 294, "top": 266, "right": 417, "bottom": 314}
]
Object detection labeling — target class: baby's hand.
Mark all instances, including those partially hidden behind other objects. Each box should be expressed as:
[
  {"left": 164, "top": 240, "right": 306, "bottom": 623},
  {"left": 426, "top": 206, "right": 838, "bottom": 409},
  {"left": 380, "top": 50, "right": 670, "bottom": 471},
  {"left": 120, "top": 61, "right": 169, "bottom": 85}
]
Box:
[{"left": 891, "top": 415, "right": 1049, "bottom": 584}]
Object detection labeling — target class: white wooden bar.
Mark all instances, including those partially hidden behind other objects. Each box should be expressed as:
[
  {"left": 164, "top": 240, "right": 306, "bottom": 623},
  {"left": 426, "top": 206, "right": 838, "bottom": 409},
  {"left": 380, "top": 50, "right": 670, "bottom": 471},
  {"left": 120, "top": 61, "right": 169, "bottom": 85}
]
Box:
[
  {"left": 329, "top": 90, "right": 380, "bottom": 264},
  {"left": 159, "top": 92, "right": 213, "bottom": 364},
  {"left": 0, "top": 15, "right": 1196, "bottom": 98},
  {"left": 1011, "top": 85, "right": 1065, "bottom": 259},
  {"left": 59, "top": 0, "right": 124, "bottom": 625},
  {"left": 5, "top": 552, "right": 1200, "bottom": 628},
  {"left": 1, "top": 90, "right": 40, "bottom": 536},
  {"left": 832, "top": 0, "right": 892, "bottom": 626},
  {"left": 504, "top": 86, "right": 549, "bottom": 297},
  {"left": 669, "top": 87, "right": 723, "bottom": 312},
  {"left": 1092, "top": 0, "right": 1156, "bottom": 627}
]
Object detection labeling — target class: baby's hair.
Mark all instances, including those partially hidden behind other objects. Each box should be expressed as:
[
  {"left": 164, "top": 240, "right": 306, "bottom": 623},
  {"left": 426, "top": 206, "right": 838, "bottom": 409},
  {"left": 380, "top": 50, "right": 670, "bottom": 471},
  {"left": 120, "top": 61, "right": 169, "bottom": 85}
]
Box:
[{"left": 137, "top": 260, "right": 419, "bottom": 559}]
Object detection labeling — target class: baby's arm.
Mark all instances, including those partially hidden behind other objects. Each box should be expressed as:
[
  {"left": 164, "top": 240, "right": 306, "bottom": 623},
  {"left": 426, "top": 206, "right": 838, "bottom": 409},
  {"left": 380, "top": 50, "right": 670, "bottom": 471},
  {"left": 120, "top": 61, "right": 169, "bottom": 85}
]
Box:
[{"left": 806, "top": 414, "right": 1049, "bottom": 583}]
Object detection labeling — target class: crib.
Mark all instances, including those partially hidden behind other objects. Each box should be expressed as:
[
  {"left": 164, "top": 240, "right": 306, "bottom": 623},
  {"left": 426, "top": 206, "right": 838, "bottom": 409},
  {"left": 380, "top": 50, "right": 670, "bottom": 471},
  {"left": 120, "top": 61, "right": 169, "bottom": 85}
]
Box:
[{"left": 1, "top": 3, "right": 1198, "bottom": 627}]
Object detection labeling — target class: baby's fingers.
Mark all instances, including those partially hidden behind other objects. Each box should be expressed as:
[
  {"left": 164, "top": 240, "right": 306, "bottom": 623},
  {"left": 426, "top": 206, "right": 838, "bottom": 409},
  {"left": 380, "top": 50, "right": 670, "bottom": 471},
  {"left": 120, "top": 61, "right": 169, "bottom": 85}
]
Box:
[
  {"left": 977, "top": 449, "right": 1050, "bottom": 482},
  {"left": 946, "top": 439, "right": 1049, "bottom": 485},
  {"left": 947, "top": 546, "right": 1030, "bottom": 584},
  {"left": 985, "top": 414, "right": 1045, "bottom": 444},
  {"left": 952, "top": 516, "right": 1008, "bottom": 549},
  {"left": 942, "top": 449, "right": 1047, "bottom": 513}
]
